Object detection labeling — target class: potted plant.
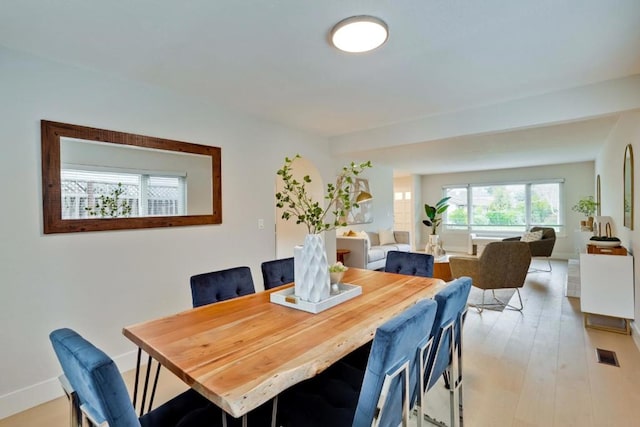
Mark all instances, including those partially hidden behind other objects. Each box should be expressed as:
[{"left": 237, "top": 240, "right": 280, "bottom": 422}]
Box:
[
  {"left": 276, "top": 155, "right": 372, "bottom": 302},
  {"left": 328, "top": 262, "right": 348, "bottom": 294},
  {"left": 423, "top": 197, "right": 451, "bottom": 235},
  {"left": 571, "top": 196, "right": 598, "bottom": 231},
  {"left": 276, "top": 155, "right": 372, "bottom": 233}
]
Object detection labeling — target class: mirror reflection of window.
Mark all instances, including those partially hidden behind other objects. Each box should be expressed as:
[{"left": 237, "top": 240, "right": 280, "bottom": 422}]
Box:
[
  {"left": 146, "top": 176, "right": 186, "bottom": 217},
  {"left": 61, "top": 169, "right": 186, "bottom": 219},
  {"left": 60, "top": 136, "right": 212, "bottom": 217}
]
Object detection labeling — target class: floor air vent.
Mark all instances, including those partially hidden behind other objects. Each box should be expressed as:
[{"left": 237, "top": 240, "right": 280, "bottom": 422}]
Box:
[{"left": 596, "top": 348, "right": 619, "bottom": 367}]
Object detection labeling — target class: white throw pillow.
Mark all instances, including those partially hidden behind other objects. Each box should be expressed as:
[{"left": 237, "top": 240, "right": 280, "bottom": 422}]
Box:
[
  {"left": 379, "top": 229, "right": 397, "bottom": 245},
  {"left": 521, "top": 230, "right": 543, "bottom": 242}
]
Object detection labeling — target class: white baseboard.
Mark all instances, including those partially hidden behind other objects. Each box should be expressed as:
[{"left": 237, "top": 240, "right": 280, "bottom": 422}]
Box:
[
  {"left": 0, "top": 377, "right": 63, "bottom": 421},
  {"left": 112, "top": 349, "right": 140, "bottom": 374},
  {"left": 0, "top": 350, "right": 138, "bottom": 420}
]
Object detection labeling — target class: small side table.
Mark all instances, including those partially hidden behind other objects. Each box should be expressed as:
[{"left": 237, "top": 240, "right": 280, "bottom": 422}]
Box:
[
  {"left": 336, "top": 249, "right": 351, "bottom": 264},
  {"left": 433, "top": 255, "right": 452, "bottom": 281}
]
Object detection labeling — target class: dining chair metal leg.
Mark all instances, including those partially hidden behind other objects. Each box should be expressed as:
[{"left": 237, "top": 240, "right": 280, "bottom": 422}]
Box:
[
  {"left": 448, "top": 349, "right": 461, "bottom": 427},
  {"left": 271, "top": 396, "right": 278, "bottom": 427},
  {"left": 417, "top": 338, "right": 434, "bottom": 427},
  {"left": 457, "top": 309, "right": 468, "bottom": 427},
  {"left": 424, "top": 314, "right": 466, "bottom": 427},
  {"left": 373, "top": 360, "right": 410, "bottom": 427},
  {"left": 420, "top": 321, "right": 459, "bottom": 427},
  {"left": 79, "top": 404, "right": 104, "bottom": 427},
  {"left": 445, "top": 314, "right": 462, "bottom": 427},
  {"left": 445, "top": 314, "right": 467, "bottom": 425},
  {"left": 58, "top": 375, "right": 81, "bottom": 427},
  {"left": 423, "top": 414, "right": 448, "bottom": 427}
]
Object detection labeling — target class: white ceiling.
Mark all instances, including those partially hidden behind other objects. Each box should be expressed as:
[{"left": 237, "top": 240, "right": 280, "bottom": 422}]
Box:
[
  {"left": 2, "top": 0, "right": 640, "bottom": 173},
  {"left": 353, "top": 116, "right": 620, "bottom": 176}
]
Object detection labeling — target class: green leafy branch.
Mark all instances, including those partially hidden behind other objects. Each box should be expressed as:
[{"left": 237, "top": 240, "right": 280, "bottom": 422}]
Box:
[
  {"left": 275, "top": 155, "right": 372, "bottom": 234},
  {"left": 85, "top": 183, "right": 133, "bottom": 218},
  {"left": 571, "top": 196, "right": 598, "bottom": 217}
]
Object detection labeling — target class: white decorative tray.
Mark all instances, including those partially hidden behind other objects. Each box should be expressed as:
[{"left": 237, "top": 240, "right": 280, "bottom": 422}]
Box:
[
  {"left": 588, "top": 240, "right": 621, "bottom": 248},
  {"left": 270, "top": 283, "right": 362, "bottom": 314}
]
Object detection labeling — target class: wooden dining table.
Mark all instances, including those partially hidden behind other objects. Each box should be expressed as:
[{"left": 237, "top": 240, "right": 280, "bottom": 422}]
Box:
[{"left": 122, "top": 268, "right": 446, "bottom": 419}]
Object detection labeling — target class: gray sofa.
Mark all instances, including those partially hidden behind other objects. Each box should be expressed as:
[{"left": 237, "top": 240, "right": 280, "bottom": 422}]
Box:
[{"left": 337, "top": 231, "right": 411, "bottom": 270}]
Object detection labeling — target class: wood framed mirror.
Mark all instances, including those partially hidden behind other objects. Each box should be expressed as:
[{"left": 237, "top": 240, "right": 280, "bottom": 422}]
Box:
[
  {"left": 623, "top": 144, "right": 633, "bottom": 230},
  {"left": 42, "top": 120, "right": 221, "bottom": 234}
]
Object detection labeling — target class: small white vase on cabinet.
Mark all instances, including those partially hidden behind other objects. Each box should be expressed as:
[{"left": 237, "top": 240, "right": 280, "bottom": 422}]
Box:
[{"left": 425, "top": 234, "right": 442, "bottom": 257}]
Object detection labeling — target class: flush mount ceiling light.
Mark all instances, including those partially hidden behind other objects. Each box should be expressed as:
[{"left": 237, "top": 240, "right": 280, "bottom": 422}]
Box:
[{"left": 330, "top": 15, "right": 388, "bottom": 53}]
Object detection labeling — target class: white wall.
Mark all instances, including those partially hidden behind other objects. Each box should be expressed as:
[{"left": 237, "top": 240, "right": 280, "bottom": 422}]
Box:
[
  {"left": 595, "top": 110, "right": 640, "bottom": 333},
  {"left": 330, "top": 75, "right": 640, "bottom": 154},
  {"left": 420, "top": 162, "right": 596, "bottom": 257},
  {"left": 0, "top": 47, "right": 334, "bottom": 418}
]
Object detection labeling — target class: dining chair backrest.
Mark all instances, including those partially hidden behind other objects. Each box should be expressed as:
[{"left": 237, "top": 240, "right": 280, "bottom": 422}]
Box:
[
  {"left": 261, "top": 257, "right": 294, "bottom": 290},
  {"left": 50, "top": 328, "right": 141, "bottom": 427},
  {"left": 190, "top": 266, "right": 255, "bottom": 307},
  {"left": 423, "top": 277, "right": 472, "bottom": 391},
  {"left": 353, "top": 298, "right": 438, "bottom": 427},
  {"left": 384, "top": 251, "right": 434, "bottom": 278}
]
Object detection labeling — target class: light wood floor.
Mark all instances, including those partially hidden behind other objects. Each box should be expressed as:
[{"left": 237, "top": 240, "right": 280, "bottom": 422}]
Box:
[{"left": 3, "top": 259, "right": 640, "bottom": 426}]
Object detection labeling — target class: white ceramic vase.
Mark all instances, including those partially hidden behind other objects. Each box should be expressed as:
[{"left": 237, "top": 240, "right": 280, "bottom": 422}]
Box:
[
  {"left": 425, "top": 234, "right": 439, "bottom": 255},
  {"left": 294, "top": 234, "right": 330, "bottom": 302}
]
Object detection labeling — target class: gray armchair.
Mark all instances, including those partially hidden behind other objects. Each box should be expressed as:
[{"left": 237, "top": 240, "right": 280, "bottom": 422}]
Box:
[
  {"left": 504, "top": 226, "right": 556, "bottom": 271},
  {"left": 449, "top": 241, "right": 531, "bottom": 312}
]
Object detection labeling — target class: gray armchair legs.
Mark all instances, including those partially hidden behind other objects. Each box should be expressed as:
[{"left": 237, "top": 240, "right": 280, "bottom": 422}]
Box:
[{"left": 470, "top": 288, "right": 523, "bottom": 313}]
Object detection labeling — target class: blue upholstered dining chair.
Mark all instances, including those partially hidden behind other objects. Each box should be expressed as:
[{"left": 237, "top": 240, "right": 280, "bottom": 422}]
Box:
[
  {"left": 344, "top": 251, "right": 436, "bottom": 377},
  {"left": 190, "top": 266, "right": 255, "bottom": 307},
  {"left": 415, "top": 277, "right": 472, "bottom": 427},
  {"left": 261, "top": 257, "right": 294, "bottom": 290},
  {"left": 384, "top": 251, "right": 434, "bottom": 278},
  {"left": 49, "top": 328, "right": 222, "bottom": 427},
  {"left": 278, "top": 298, "right": 438, "bottom": 427}
]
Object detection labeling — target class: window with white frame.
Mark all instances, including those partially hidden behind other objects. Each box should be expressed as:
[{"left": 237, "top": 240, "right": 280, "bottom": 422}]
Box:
[
  {"left": 61, "top": 169, "right": 186, "bottom": 219},
  {"left": 442, "top": 180, "right": 563, "bottom": 232},
  {"left": 393, "top": 191, "right": 412, "bottom": 231}
]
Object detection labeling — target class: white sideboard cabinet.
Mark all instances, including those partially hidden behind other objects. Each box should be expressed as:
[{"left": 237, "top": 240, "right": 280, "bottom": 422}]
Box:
[
  {"left": 574, "top": 230, "right": 594, "bottom": 254},
  {"left": 580, "top": 253, "right": 634, "bottom": 333}
]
